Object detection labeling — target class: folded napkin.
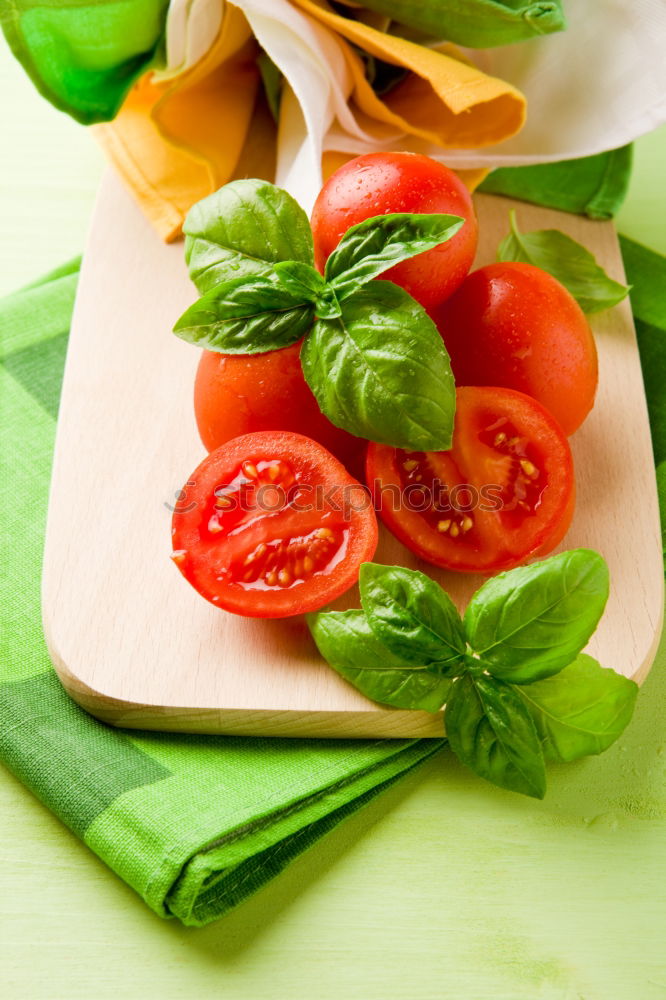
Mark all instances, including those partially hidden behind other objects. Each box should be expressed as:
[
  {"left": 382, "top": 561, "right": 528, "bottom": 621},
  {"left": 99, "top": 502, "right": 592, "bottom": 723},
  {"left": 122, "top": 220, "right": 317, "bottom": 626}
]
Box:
[
  {"left": 4, "top": 2, "right": 665, "bottom": 237},
  {"left": 95, "top": 0, "right": 523, "bottom": 237},
  {"left": 95, "top": 0, "right": 665, "bottom": 233}
]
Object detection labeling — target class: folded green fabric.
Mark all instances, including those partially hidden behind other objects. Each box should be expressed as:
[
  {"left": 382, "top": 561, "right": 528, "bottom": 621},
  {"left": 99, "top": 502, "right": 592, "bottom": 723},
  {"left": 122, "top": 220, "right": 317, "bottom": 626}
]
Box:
[
  {"left": 0, "top": 0, "right": 169, "bottom": 124},
  {"left": 0, "top": 261, "right": 443, "bottom": 926},
  {"left": 479, "top": 145, "right": 634, "bottom": 220},
  {"left": 620, "top": 235, "right": 666, "bottom": 567},
  {"left": 356, "top": 0, "right": 566, "bottom": 47}
]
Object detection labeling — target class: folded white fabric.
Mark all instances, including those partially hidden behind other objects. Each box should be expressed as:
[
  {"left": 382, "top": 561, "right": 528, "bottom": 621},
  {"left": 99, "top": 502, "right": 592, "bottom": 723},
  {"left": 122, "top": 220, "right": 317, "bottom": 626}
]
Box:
[
  {"left": 157, "top": 0, "right": 224, "bottom": 80},
  {"left": 441, "top": 0, "right": 666, "bottom": 167},
  {"left": 164, "top": 0, "right": 666, "bottom": 208}
]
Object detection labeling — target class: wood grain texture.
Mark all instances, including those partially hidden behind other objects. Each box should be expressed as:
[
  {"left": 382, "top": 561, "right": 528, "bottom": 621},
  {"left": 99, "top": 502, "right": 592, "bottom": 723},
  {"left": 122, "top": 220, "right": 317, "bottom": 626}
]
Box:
[{"left": 42, "top": 172, "right": 663, "bottom": 737}]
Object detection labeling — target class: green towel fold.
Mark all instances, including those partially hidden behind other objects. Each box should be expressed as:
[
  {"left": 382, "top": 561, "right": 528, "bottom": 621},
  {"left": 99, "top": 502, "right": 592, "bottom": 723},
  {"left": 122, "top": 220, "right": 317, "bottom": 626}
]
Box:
[
  {"left": 479, "top": 146, "right": 634, "bottom": 220},
  {"left": 0, "top": 260, "right": 443, "bottom": 927},
  {"left": 0, "top": 0, "right": 169, "bottom": 124},
  {"left": 352, "top": 0, "right": 566, "bottom": 48},
  {"left": 620, "top": 235, "right": 666, "bottom": 566}
]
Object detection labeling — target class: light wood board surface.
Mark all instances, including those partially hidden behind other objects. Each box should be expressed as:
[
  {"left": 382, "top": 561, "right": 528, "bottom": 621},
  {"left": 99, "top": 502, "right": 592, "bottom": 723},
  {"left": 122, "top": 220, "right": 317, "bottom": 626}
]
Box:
[{"left": 42, "top": 170, "right": 663, "bottom": 737}]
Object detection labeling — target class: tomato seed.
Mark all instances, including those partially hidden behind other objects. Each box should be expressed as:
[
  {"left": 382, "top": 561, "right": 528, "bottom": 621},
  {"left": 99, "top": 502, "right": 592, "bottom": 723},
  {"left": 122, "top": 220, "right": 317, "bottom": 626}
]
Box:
[{"left": 520, "top": 459, "right": 539, "bottom": 479}]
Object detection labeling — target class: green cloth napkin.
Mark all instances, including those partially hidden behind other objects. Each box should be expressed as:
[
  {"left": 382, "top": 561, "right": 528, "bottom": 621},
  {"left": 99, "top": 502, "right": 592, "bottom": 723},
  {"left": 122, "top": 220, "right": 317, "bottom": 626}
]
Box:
[
  {"left": 620, "top": 235, "right": 666, "bottom": 565},
  {"left": 0, "top": 0, "right": 168, "bottom": 123},
  {"left": 479, "top": 145, "right": 634, "bottom": 220},
  {"left": 353, "top": 0, "right": 566, "bottom": 47},
  {"left": 0, "top": 260, "right": 442, "bottom": 926}
]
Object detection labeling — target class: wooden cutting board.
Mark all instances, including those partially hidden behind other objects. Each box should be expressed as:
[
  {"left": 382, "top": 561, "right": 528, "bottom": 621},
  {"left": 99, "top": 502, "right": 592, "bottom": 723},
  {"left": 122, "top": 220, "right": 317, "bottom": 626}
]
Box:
[{"left": 42, "top": 170, "right": 664, "bottom": 738}]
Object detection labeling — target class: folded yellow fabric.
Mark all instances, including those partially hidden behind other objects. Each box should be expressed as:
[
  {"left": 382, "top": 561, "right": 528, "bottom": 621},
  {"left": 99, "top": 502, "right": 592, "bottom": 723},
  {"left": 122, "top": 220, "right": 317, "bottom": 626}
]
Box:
[
  {"left": 95, "top": 5, "right": 262, "bottom": 241},
  {"left": 97, "top": 1, "right": 524, "bottom": 241},
  {"left": 293, "top": 0, "right": 524, "bottom": 149}
]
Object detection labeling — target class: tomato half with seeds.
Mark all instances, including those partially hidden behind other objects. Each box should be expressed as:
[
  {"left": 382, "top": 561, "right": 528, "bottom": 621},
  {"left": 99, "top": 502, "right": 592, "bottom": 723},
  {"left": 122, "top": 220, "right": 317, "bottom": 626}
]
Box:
[
  {"left": 366, "top": 387, "right": 574, "bottom": 574},
  {"left": 172, "top": 431, "right": 378, "bottom": 617}
]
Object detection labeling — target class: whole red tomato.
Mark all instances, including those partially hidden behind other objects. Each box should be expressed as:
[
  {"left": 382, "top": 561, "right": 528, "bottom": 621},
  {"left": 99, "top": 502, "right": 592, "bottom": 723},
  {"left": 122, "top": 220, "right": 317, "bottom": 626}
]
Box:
[
  {"left": 434, "top": 262, "right": 598, "bottom": 435},
  {"left": 311, "top": 152, "right": 478, "bottom": 314},
  {"left": 194, "top": 343, "right": 364, "bottom": 475}
]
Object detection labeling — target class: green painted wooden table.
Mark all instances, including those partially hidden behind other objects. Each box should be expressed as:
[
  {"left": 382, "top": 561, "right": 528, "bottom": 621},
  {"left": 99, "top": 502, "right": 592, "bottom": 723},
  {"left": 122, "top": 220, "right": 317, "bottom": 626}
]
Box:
[{"left": 1, "top": 41, "right": 665, "bottom": 1000}]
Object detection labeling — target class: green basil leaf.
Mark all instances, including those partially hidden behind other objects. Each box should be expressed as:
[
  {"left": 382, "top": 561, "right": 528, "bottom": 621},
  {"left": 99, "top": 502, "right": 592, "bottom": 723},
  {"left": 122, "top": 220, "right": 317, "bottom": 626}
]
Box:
[
  {"left": 300, "top": 281, "right": 456, "bottom": 449},
  {"left": 325, "top": 212, "right": 464, "bottom": 300},
  {"left": 464, "top": 549, "right": 609, "bottom": 684},
  {"left": 183, "top": 179, "right": 314, "bottom": 293},
  {"left": 308, "top": 609, "right": 451, "bottom": 712},
  {"left": 515, "top": 654, "right": 638, "bottom": 763},
  {"left": 173, "top": 275, "right": 313, "bottom": 353},
  {"left": 497, "top": 210, "right": 630, "bottom": 313},
  {"left": 358, "top": 563, "right": 466, "bottom": 673},
  {"left": 274, "top": 261, "right": 341, "bottom": 319},
  {"left": 445, "top": 674, "right": 547, "bottom": 799}
]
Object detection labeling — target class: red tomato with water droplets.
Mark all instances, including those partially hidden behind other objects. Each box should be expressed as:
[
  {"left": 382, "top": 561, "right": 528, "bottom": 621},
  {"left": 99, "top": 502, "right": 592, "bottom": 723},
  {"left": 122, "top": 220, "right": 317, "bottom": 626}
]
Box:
[
  {"left": 172, "top": 431, "right": 378, "bottom": 617},
  {"left": 311, "top": 152, "right": 478, "bottom": 314},
  {"left": 194, "top": 343, "right": 364, "bottom": 476},
  {"left": 434, "top": 262, "right": 598, "bottom": 435},
  {"left": 366, "top": 386, "right": 575, "bottom": 574}
]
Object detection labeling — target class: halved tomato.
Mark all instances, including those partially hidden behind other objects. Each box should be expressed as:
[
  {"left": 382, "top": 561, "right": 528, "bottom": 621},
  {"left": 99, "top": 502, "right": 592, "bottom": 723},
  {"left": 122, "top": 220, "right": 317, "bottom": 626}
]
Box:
[
  {"left": 366, "top": 387, "right": 575, "bottom": 574},
  {"left": 172, "top": 431, "right": 378, "bottom": 617}
]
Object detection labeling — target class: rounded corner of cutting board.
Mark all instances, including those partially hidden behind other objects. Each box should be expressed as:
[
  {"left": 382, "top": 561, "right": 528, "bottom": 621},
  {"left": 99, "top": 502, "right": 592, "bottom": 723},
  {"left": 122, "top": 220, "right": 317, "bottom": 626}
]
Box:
[
  {"left": 41, "top": 604, "right": 134, "bottom": 725},
  {"left": 40, "top": 177, "right": 665, "bottom": 736}
]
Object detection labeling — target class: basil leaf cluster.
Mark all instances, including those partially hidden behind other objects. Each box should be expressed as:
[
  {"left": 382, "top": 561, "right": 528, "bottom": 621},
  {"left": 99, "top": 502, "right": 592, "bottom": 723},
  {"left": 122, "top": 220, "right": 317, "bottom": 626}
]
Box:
[
  {"left": 498, "top": 210, "right": 630, "bottom": 314},
  {"left": 175, "top": 179, "right": 463, "bottom": 451},
  {"left": 308, "top": 549, "right": 638, "bottom": 800}
]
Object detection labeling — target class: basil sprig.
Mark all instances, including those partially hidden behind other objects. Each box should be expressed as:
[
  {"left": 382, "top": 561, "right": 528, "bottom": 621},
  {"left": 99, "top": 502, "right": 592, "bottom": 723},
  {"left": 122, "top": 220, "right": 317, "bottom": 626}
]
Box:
[
  {"left": 308, "top": 550, "right": 638, "bottom": 799},
  {"left": 175, "top": 179, "right": 462, "bottom": 451},
  {"left": 300, "top": 283, "right": 456, "bottom": 450},
  {"left": 498, "top": 210, "right": 630, "bottom": 313}
]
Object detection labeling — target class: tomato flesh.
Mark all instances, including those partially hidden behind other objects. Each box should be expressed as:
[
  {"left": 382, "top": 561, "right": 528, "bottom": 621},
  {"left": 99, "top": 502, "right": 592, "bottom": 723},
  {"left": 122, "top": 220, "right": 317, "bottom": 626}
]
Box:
[
  {"left": 172, "top": 432, "right": 377, "bottom": 617},
  {"left": 366, "top": 387, "right": 575, "bottom": 574}
]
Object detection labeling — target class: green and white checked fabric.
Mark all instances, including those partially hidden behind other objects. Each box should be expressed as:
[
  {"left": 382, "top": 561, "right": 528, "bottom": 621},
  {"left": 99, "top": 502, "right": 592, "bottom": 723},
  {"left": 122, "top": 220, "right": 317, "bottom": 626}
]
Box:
[
  {"left": 0, "top": 259, "right": 443, "bottom": 926},
  {"left": 1, "top": 231, "right": 664, "bottom": 928}
]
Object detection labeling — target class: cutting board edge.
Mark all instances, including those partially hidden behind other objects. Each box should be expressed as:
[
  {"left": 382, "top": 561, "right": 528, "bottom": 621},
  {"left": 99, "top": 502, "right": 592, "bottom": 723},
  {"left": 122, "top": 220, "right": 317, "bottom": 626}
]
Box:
[
  {"left": 43, "top": 591, "right": 663, "bottom": 738},
  {"left": 41, "top": 174, "right": 665, "bottom": 738},
  {"left": 44, "top": 628, "right": 446, "bottom": 738}
]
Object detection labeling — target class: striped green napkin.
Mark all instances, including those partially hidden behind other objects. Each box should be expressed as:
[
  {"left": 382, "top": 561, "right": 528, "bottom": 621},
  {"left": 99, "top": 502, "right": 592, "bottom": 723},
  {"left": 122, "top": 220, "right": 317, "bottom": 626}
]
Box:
[{"left": 0, "top": 259, "right": 442, "bottom": 926}]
